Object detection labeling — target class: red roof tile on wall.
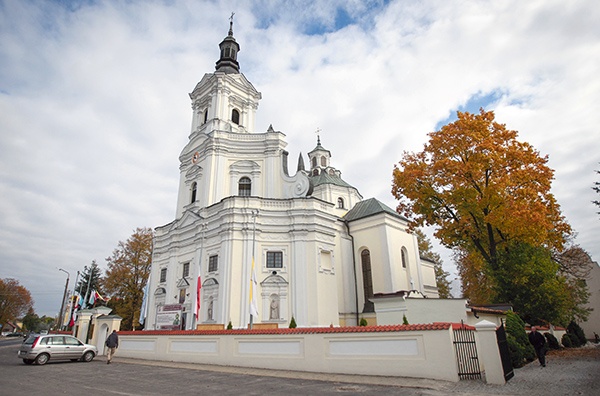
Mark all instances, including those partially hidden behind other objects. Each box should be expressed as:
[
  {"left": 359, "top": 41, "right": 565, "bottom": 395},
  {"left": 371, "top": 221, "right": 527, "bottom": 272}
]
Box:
[{"left": 118, "top": 323, "right": 459, "bottom": 336}]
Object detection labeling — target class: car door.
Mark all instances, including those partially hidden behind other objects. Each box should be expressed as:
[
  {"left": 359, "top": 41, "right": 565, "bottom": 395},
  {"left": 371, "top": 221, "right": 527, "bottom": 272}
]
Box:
[
  {"left": 46, "top": 336, "right": 66, "bottom": 359},
  {"left": 64, "top": 336, "right": 85, "bottom": 359}
]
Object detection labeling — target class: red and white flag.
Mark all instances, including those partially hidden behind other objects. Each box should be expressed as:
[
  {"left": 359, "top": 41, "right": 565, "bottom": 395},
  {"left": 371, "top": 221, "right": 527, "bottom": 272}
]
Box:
[{"left": 194, "top": 274, "right": 201, "bottom": 320}]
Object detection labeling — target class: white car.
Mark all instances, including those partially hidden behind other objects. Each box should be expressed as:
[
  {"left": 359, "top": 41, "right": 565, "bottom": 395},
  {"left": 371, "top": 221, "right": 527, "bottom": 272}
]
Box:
[{"left": 18, "top": 334, "right": 97, "bottom": 365}]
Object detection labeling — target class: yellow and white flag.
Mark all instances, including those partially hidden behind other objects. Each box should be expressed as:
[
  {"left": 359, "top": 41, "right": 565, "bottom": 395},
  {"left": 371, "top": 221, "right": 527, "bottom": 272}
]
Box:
[{"left": 249, "top": 258, "right": 259, "bottom": 318}]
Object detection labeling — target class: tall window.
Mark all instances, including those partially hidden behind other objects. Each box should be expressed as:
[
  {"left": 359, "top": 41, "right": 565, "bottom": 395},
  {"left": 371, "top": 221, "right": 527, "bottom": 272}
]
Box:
[
  {"left": 266, "top": 251, "right": 283, "bottom": 268},
  {"left": 160, "top": 268, "right": 167, "bottom": 283},
  {"left": 182, "top": 262, "right": 190, "bottom": 278},
  {"left": 401, "top": 248, "right": 408, "bottom": 268},
  {"left": 312, "top": 157, "right": 317, "bottom": 168},
  {"left": 238, "top": 177, "right": 251, "bottom": 196},
  {"left": 337, "top": 197, "right": 344, "bottom": 209},
  {"left": 191, "top": 182, "right": 197, "bottom": 203},
  {"left": 203, "top": 109, "right": 208, "bottom": 124},
  {"left": 361, "top": 249, "right": 374, "bottom": 313},
  {"left": 208, "top": 255, "right": 218, "bottom": 272},
  {"left": 321, "top": 156, "right": 327, "bottom": 166},
  {"left": 232, "top": 109, "right": 240, "bottom": 125}
]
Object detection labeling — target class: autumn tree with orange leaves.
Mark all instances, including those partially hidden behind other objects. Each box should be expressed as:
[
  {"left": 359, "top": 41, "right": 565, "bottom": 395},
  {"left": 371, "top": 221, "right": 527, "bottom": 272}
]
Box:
[
  {"left": 0, "top": 278, "right": 33, "bottom": 326},
  {"left": 103, "top": 227, "right": 153, "bottom": 330},
  {"left": 392, "top": 110, "right": 578, "bottom": 324}
]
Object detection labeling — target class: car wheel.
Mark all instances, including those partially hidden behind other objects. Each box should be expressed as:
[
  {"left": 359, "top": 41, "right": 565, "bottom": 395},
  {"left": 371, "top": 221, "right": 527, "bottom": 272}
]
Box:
[
  {"left": 23, "top": 359, "right": 34, "bottom": 365},
  {"left": 35, "top": 353, "right": 49, "bottom": 365},
  {"left": 81, "top": 351, "right": 95, "bottom": 362}
]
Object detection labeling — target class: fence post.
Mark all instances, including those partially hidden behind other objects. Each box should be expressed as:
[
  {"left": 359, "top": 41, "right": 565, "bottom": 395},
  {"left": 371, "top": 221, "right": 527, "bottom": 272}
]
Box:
[{"left": 474, "top": 320, "right": 505, "bottom": 385}]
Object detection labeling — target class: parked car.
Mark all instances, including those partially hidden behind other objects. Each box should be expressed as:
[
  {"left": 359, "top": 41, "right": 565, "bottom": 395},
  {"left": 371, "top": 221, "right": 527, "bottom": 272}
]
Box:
[{"left": 18, "top": 334, "right": 97, "bottom": 365}]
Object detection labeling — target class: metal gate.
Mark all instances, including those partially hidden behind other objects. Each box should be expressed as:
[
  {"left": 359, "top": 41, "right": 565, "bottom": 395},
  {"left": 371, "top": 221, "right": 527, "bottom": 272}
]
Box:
[
  {"left": 496, "top": 322, "right": 514, "bottom": 381},
  {"left": 453, "top": 322, "right": 481, "bottom": 380}
]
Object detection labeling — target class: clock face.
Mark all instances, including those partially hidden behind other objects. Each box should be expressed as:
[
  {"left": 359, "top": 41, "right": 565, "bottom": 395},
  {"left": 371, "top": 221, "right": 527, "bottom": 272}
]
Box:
[{"left": 192, "top": 151, "right": 200, "bottom": 164}]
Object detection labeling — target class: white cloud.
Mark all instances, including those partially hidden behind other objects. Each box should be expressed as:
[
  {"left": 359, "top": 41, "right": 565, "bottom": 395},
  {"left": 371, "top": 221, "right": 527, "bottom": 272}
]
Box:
[{"left": 1, "top": 0, "right": 598, "bottom": 315}]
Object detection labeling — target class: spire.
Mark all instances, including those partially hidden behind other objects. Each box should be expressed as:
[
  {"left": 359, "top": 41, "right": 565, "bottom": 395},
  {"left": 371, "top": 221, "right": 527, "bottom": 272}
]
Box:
[
  {"left": 297, "top": 153, "right": 305, "bottom": 172},
  {"left": 215, "top": 13, "right": 240, "bottom": 74}
]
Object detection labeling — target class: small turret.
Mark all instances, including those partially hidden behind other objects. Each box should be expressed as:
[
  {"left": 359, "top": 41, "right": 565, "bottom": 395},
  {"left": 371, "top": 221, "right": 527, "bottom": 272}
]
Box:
[{"left": 215, "top": 13, "right": 240, "bottom": 74}]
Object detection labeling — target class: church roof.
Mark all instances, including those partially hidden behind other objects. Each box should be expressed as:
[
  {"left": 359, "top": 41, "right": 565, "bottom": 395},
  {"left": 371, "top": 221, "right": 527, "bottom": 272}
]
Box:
[
  {"left": 309, "top": 170, "right": 355, "bottom": 189},
  {"left": 344, "top": 198, "right": 407, "bottom": 222}
]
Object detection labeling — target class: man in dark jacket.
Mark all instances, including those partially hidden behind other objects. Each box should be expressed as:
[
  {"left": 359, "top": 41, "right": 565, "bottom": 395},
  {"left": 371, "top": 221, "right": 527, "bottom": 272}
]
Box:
[
  {"left": 105, "top": 330, "right": 119, "bottom": 364},
  {"left": 528, "top": 326, "right": 547, "bottom": 367}
]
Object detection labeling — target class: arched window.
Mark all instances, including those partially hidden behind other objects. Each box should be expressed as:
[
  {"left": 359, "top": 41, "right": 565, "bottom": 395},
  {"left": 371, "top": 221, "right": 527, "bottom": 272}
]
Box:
[
  {"left": 311, "top": 157, "right": 317, "bottom": 168},
  {"left": 191, "top": 182, "right": 197, "bottom": 203},
  {"left": 312, "top": 169, "right": 319, "bottom": 176},
  {"left": 361, "top": 249, "right": 374, "bottom": 313},
  {"left": 401, "top": 247, "right": 408, "bottom": 268},
  {"left": 337, "top": 197, "right": 344, "bottom": 209},
  {"left": 321, "top": 156, "right": 326, "bottom": 166},
  {"left": 232, "top": 109, "right": 240, "bottom": 125},
  {"left": 238, "top": 177, "right": 251, "bottom": 196},
  {"left": 203, "top": 109, "right": 208, "bottom": 124}
]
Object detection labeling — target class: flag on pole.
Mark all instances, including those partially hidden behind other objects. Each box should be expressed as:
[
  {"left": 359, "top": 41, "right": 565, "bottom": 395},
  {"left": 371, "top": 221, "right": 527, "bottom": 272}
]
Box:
[
  {"left": 194, "top": 274, "right": 202, "bottom": 320},
  {"left": 68, "top": 293, "right": 81, "bottom": 327},
  {"left": 250, "top": 257, "right": 259, "bottom": 318},
  {"left": 88, "top": 289, "right": 109, "bottom": 307}
]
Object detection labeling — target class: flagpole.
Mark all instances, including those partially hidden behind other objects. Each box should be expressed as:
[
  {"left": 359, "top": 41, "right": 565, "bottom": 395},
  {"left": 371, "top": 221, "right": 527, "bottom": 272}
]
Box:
[
  {"left": 83, "top": 265, "right": 93, "bottom": 308},
  {"left": 249, "top": 210, "right": 258, "bottom": 329},
  {"left": 70, "top": 271, "right": 80, "bottom": 335},
  {"left": 194, "top": 223, "right": 207, "bottom": 329}
]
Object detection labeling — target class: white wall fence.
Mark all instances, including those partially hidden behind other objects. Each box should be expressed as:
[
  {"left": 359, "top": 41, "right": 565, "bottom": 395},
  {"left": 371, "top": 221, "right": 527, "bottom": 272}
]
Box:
[{"left": 118, "top": 320, "right": 505, "bottom": 384}]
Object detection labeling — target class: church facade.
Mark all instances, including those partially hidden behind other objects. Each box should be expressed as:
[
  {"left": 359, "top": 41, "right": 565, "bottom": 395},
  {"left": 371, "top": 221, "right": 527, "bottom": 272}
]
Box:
[{"left": 144, "top": 22, "right": 439, "bottom": 330}]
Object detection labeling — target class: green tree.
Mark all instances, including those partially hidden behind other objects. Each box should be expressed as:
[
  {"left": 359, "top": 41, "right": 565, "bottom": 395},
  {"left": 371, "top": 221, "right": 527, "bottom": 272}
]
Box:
[
  {"left": 103, "top": 227, "right": 153, "bottom": 330},
  {"left": 0, "top": 278, "right": 33, "bottom": 326},
  {"left": 76, "top": 260, "right": 103, "bottom": 308},
  {"left": 494, "top": 243, "right": 571, "bottom": 325},
  {"left": 22, "top": 307, "right": 40, "bottom": 332},
  {"left": 414, "top": 229, "right": 452, "bottom": 298}
]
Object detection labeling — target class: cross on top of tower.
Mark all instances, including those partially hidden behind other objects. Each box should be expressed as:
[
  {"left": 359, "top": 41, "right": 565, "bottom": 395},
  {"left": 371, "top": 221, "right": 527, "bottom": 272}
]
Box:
[{"left": 229, "top": 12, "right": 235, "bottom": 35}]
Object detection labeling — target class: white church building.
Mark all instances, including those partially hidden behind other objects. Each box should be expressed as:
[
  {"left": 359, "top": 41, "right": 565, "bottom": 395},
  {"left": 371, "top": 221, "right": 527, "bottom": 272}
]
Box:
[{"left": 144, "top": 21, "right": 439, "bottom": 331}]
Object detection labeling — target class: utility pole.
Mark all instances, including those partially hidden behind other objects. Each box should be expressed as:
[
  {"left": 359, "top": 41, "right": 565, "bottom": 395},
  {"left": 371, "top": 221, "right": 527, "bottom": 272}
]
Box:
[{"left": 57, "top": 268, "right": 70, "bottom": 331}]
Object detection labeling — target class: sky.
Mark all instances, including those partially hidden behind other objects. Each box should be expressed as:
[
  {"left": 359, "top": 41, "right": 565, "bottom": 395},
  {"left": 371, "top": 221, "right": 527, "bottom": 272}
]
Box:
[{"left": 1, "top": 0, "right": 599, "bottom": 318}]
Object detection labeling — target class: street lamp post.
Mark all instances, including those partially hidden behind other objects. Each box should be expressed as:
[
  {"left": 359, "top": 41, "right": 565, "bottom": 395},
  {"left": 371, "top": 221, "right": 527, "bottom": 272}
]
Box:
[{"left": 57, "top": 268, "right": 70, "bottom": 331}]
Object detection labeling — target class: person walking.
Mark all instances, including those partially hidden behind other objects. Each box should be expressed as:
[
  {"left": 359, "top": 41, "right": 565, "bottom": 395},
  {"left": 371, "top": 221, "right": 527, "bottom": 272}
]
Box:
[
  {"left": 528, "top": 326, "right": 547, "bottom": 367},
  {"left": 105, "top": 330, "right": 119, "bottom": 364}
]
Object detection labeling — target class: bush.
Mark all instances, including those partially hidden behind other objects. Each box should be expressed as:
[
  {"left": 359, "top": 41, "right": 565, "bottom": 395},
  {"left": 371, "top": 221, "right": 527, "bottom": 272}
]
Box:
[
  {"left": 359, "top": 318, "right": 368, "bottom": 326},
  {"left": 544, "top": 333, "right": 560, "bottom": 350},
  {"left": 402, "top": 314, "right": 409, "bottom": 325},
  {"left": 289, "top": 316, "right": 297, "bottom": 329},
  {"left": 562, "top": 333, "right": 573, "bottom": 348},
  {"left": 568, "top": 333, "right": 580, "bottom": 347},
  {"left": 567, "top": 321, "right": 587, "bottom": 346},
  {"left": 227, "top": 321, "right": 233, "bottom": 330},
  {"left": 507, "top": 333, "right": 525, "bottom": 368},
  {"left": 505, "top": 312, "right": 536, "bottom": 365}
]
